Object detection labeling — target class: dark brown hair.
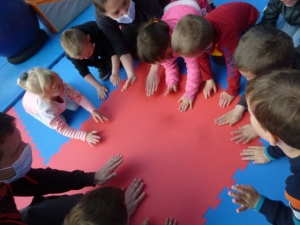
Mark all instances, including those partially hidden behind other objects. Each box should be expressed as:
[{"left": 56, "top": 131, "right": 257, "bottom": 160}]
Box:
[
  {"left": 91, "top": 0, "right": 109, "bottom": 13},
  {"left": 64, "top": 186, "right": 128, "bottom": 225},
  {"left": 137, "top": 18, "right": 170, "bottom": 64},
  {"left": 246, "top": 69, "right": 300, "bottom": 149},
  {"left": 234, "top": 25, "right": 294, "bottom": 76},
  {"left": 0, "top": 113, "right": 16, "bottom": 160},
  {"left": 172, "top": 14, "right": 213, "bottom": 56}
]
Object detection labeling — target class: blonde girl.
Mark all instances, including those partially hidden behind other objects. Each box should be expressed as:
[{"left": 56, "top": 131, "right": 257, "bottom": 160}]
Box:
[{"left": 18, "top": 67, "right": 108, "bottom": 146}]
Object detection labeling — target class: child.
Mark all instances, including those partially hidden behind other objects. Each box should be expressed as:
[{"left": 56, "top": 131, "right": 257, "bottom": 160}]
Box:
[
  {"left": 214, "top": 25, "right": 300, "bottom": 164},
  {"left": 63, "top": 179, "right": 177, "bottom": 225},
  {"left": 17, "top": 67, "right": 108, "bottom": 146},
  {"left": 171, "top": 2, "right": 259, "bottom": 107},
  {"left": 92, "top": 0, "right": 172, "bottom": 94},
  {"left": 228, "top": 69, "right": 300, "bottom": 225},
  {"left": 261, "top": 0, "right": 300, "bottom": 47},
  {"left": 60, "top": 21, "right": 120, "bottom": 100},
  {"left": 137, "top": 0, "right": 211, "bottom": 112}
]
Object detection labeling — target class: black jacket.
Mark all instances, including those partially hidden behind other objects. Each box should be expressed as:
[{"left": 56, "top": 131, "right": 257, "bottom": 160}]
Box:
[
  {"left": 95, "top": 0, "right": 170, "bottom": 57},
  {"left": 261, "top": 0, "right": 300, "bottom": 26},
  {"left": 65, "top": 21, "right": 116, "bottom": 78},
  {"left": 0, "top": 168, "right": 95, "bottom": 225}
]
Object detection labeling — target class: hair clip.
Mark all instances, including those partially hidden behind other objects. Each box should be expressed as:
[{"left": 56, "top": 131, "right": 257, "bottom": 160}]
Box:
[
  {"left": 20, "top": 72, "right": 28, "bottom": 82},
  {"left": 153, "top": 19, "right": 159, "bottom": 23}
]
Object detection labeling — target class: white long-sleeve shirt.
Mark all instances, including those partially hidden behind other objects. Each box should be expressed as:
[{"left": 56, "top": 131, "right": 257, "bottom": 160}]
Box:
[{"left": 23, "top": 83, "right": 96, "bottom": 141}]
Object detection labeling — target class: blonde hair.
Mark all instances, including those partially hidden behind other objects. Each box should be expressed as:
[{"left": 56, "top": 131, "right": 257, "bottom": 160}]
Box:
[
  {"left": 172, "top": 14, "right": 213, "bottom": 56},
  {"left": 17, "top": 67, "right": 61, "bottom": 99},
  {"left": 60, "top": 28, "right": 90, "bottom": 56},
  {"left": 64, "top": 203, "right": 95, "bottom": 225}
]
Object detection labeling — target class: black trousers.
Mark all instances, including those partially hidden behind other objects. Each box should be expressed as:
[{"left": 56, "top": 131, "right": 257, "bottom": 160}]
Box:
[{"left": 20, "top": 194, "right": 83, "bottom": 225}]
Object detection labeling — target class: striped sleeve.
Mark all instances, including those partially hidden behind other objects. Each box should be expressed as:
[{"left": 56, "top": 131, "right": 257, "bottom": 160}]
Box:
[
  {"left": 35, "top": 105, "right": 87, "bottom": 141},
  {"left": 49, "top": 114, "right": 87, "bottom": 141},
  {"left": 258, "top": 195, "right": 297, "bottom": 225},
  {"left": 286, "top": 173, "right": 300, "bottom": 224},
  {"left": 65, "top": 83, "right": 96, "bottom": 113},
  {"left": 256, "top": 173, "right": 300, "bottom": 225}
]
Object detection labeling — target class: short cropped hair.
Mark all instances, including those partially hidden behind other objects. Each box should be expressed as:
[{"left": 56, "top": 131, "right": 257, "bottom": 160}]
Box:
[
  {"left": 64, "top": 186, "right": 128, "bottom": 225},
  {"left": 234, "top": 25, "right": 294, "bottom": 76},
  {"left": 246, "top": 69, "right": 300, "bottom": 149},
  {"left": 60, "top": 28, "right": 90, "bottom": 56},
  {"left": 172, "top": 14, "right": 213, "bottom": 56},
  {"left": 17, "top": 68, "right": 61, "bottom": 99},
  {"left": 0, "top": 113, "right": 16, "bottom": 161},
  {"left": 137, "top": 18, "right": 170, "bottom": 64},
  {"left": 91, "top": 0, "right": 108, "bottom": 13}
]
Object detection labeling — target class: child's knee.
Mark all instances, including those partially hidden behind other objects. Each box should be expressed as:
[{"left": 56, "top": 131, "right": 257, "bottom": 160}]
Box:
[{"left": 66, "top": 98, "right": 80, "bottom": 111}]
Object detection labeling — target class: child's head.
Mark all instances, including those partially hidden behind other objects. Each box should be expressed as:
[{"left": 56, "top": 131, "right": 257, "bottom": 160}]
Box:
[
  {"left": 172, "top": 14, "right": 213, "bottom": 57},
  {"left": 60, "top": 28, "right": 94, "bottom": 59},
  {"left": 234, "top": 25, "right": 294, "bottom": 80},
  {"left": 137, "top": 18, "right": 171, "bottom": 64},
  {"left": 17, "top": 68, "right": 64, "bottom": 99},
  {"left": 281, "top": 0, "right": 299, "bottom": 7},
  {"left": 246, "top": 69, "right": 300, "bottom": 149},
  {"left": 91, "top": 0, "right": 131, "bottom": 20},
  {"left": 63, "top": 186, "right": 128, "bottom": 225}
]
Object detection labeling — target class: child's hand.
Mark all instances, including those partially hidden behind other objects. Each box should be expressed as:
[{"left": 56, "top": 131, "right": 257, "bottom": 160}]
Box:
[
  {"left": 146, "top": 65, "right": 160, "bottom": 97},
  {"left": 214, "top": 105, "right": 245, "bottom": 126},
  {"left": 164, "top": 84, "right": 177, "bottom": 96},
  {"left": 91, "top": 110, "right": 109, "bottom": 123},
  {"left": 110, "top": 72, "right": 120, "bottom": 86},
  {"left": 141, "top": 218, "right": 149, "bottom": 225},
  {"left": 85, "top": 130, "right": 100, "bottom": 146},
  {"left": 231, "top": 124, "right": 258, "bottom": 144},
  {"left": 121, "top": 74, "right": 137, "bottom": 91},
  {"left": 96, "top": 85, "right": 108, "bottom": 100},
  {"left": 228, "top": 184, "right": 261, "bottom": 213},
  {"left": 219, "top": 91, "right": 235, "bottom": 107},
  {"left": 141, "top": 217, "right": 177, "bottom": 225},
  {"left": 178, "top": 96, "right": 193, "bottom": 112},
  {"left": 164, "top": 218, "right": 177, "bottom": 225},
  {"left": 203, "top": 79, "right": 217, "bottom": 98},
  {"left": 241, "top": 146, "right": 271, "bottom": 164}
]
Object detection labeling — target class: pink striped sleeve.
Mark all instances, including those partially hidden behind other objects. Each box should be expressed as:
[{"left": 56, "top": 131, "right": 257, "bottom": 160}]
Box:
[
  {"left": 49, "top": 114, "right": 87, "bottom": 141},
  {"left": 65, "top": 84, "right": 96, "bottom": 113}
]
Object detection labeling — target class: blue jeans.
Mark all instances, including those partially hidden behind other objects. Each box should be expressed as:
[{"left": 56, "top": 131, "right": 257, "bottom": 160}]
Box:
[{"left": 277, "top": 15, "right": 300, "bottom": 47}]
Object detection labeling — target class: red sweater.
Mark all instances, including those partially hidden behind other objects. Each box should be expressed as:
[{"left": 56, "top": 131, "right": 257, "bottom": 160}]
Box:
[{"left": 198, "top": 2, "right": 259, "bottom": 96}]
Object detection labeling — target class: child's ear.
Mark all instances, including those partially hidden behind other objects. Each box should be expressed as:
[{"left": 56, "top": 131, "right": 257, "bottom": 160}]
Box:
[{"left": 266, "top": 131, "right": 278, "bottom": 146}]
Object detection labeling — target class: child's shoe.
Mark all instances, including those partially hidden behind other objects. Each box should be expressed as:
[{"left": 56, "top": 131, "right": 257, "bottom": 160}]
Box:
[{"left": 97, "top": 67, "right": 109, "bottom": 81}]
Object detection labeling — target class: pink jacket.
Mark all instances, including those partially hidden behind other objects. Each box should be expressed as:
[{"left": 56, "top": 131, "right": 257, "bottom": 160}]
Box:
[{"left": 161, "top": 1, "right": 211, "bottom": 100}]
